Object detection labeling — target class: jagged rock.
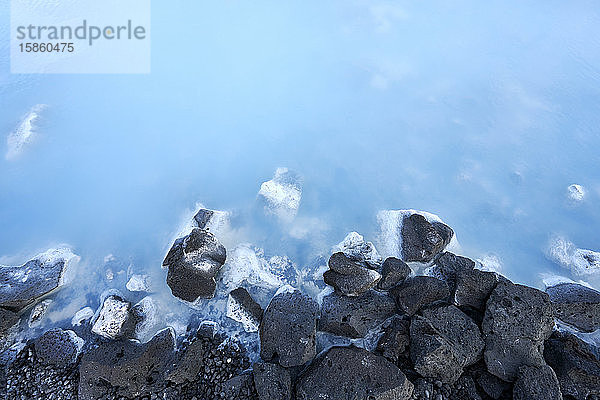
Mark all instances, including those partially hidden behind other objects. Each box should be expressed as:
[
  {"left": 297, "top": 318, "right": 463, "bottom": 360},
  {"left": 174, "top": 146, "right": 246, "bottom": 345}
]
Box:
[
  {"left": 227, "top": 287, "right": 263, "bottom": 332},
  {"left": 544, "top": 331, "right": 600, "bottom": 400},
  {"left": 0, "top": 248, "right": 77, "bottom": 311},
  {"left": 472, "top": 368, "right": 511, "bottom": 399},
  {"left": 222, "top": 373, "right": 256, "bottom": 398},
  {"left": 260, "top": 288, "right": 319, "bottom": 367},
  {"left": 375, "top": 316, "right": 410, "bottom": 363},
  {"left": 546, "top": 283, "right": 600, "bottom": 333},
  {"left": 194, "top": 208, "right": 215, "bottom": 228},
  {"left": 166, "top": 337, "right": 207, "bottom": 384},
  {"left": 296, "top": 346, "right": 414, "bottom": 400},
  {"left": 253, "top": 362, "right": 292, "bottom": 400},
  {"left": 0, "top": 307, "right": 19, "bottom": 335},
  {"left": 323, "top": 268, "right": 381, "bottom": 297},
  {"left": 319, "top": 291, "right": 396, "bottom": 338},
  {"left": 452, "top": 374, "right": 483, "bottom": 400},
  {"left": 78, "top": 328, "right": 175, "bottom": 400},
  {"left": 377, "top": 257, "right": 411, "bottom": 290},
  {"left": 513, "top": 364, "right": 562, "bottom": 400},
  {"left": 163, "top": 228, "right": 227, "bottom": 301},
  {"left": 410, "top": 305, "right": 484, "bottom": 384},
  {"left": 432, "top": 252, "right": 476, "bottom": 291},
  {"left": 389, "top": 276, "right": 450, "bottom": 315},
  {"left": 401, "top": 214, "right": 453, "bottom": 262},
  {"left": 332, "top": 231, "right": 382, "bottom": 268},
  {"left": 126, "top": 274, "right": 150, "bottom": 292},
  {"left": 34, "top": 328, "right": 84, "bottom": 368},
  {"left": 482, "top": 280, "right": 554, "bottom": 381},
  {"left": 91, "top": 294, "right": 134, "bottom": 340}
]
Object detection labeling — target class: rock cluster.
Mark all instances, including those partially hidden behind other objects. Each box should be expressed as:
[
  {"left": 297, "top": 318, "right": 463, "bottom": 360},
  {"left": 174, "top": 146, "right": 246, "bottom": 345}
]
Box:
[{"left": 2, "top": 209, "right": 600, "bottom": 400}]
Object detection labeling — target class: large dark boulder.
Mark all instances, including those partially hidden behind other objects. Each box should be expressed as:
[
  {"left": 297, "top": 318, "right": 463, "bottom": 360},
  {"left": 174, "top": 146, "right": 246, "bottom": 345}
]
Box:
[
  {"left": 78, "top": 328, "right": 176, "bottom": 400},
  {"left": 401, "top": 214, "right": 453, "bottom": 262},
  {"left": 91, "top": 294, "right": 135, "bottom": 340},
  {"left": 259, "top": 289, "right": 319, "bottom": 367},
  {"left": 34, "top": 328, "right": 83, "bottom": 368},
  {"left": 253, "top": 362, "right": 292, "bottom": 400},
  {"left": 319, "top": 291, "right": 396, "bottom": 338},
  {"left": 482, "top": 280, "right": 554, "bottom": 381},
  {"left": 377, "top": 257, "right": 411, "bottom": 291},
  {"left": 546, "top": 283, "right": 600, "bottom": 333},
  {"left": 324, "top": 252, "right": 381, "bottom": 296},
  {"left": 544, "top": 331, "right": 600, "bottom": 400},
  {"left": 389, "top": 276, "right": 450, "bottom": 316},
  {"left": 163, "top": 228, "right": 227, "bottom": 301},
  {"left": 410, "top": 305, "right": 484, "bottom": 384},
  {"left": 513, "top": 364, "right": 562, "bottom": 400},
  {"left": 295, "top": 346, "right": 414, "bottom": 400},
  {"left": 0, "top": 250, "right": 75, "bottom": 311}
]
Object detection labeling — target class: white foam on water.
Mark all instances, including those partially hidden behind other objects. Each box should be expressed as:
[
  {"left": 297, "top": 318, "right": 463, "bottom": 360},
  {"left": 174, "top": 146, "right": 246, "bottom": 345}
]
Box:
[
  {"left": 332, "top": 232, "right": 382, "bottom": 265},
  {"left": 126, "top": 274, "right": 150, "bottom": 292},
  {"left": 218, "top": 244, "right": 284, "bottom": 293},
  {"left": 71, "top": 307, "right": 94, "bottom": 326},
  {"left": 567, "top": 184, "right": 586, "bottom": 202},
  {"left": 258, "top": 167, "right": 302, "bottom": 222},
  {"left": 5, "top": 104, "right": 46, "bottom": 161},
  {"left": 539, "top": 273, "right": 593, "bottom": 289},
  {"left": 547, "top": 235, "right": 600, "bottom": 276},
  {"left": 476, "top": 254, "right": 503, "bottom": 273}
]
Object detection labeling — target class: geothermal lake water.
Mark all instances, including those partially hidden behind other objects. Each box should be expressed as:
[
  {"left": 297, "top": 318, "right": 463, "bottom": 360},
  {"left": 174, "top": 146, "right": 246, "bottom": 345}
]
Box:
[{"left": 1, "top": 1, "right": 600, "bottom": 343}]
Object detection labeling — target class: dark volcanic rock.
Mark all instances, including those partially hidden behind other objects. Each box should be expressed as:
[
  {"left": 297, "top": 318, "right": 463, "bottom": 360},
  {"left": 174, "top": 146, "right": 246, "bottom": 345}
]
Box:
[
  {"left": 34, "top": 329, "right": 83, "bottom": 368},
  {"left": 389, "top": 276, "right": 450, "bottom": 315},
  {"left": 227, "top": 287, "right": 264, "bottom": 332},
  {"left": 377, "top": 257, "right": 411, "bottom": 290},
  {"left": 260, "top": 289, "right": 319, "bottom": 367},
  {"left": 319, "top": 290, "right": 396, "bottom": 338},
  {"left": 401, "top": 214, "right": 453, "bottom": 262},
  {"left": 544, "top": 331, "right": 600, "bottom": 400},
  {"left": 375, "top": 315, "right": 410, "bottom": 363},
  {"left": 78, "top": 328, "right": 176, "bottom": 400},
  {"left": 452, "top": 374, "right": 483, "bottom": 400},
  {"left": 166, "top": 336, "right": 208, "bottom": 384},
  {"left": 513, "top": 364, "right": 562, "bottom": 400},
  {"left": 295, "top": 346, "right": 414, "bottom": 400},
  {"left": 0, "top": 307, "right": 19, "bottom": 335},
  {"left": 163, "top": 228, "right": 227, "bottom": 301},
  {"left": 482, "top": 280, "right": 554, "bottom": 381},
  {"left": 410, "top": 305, "right": 484, "bottom": 384},
  {"left": 193, "top": 208, "right": 215, "bottom": 228},
  {"left": 253, "top": 362, "right": 292, "bottom": 400},
  {"left": 0, "top": 251, "right": 72, "bottom": 311},
  {"left": 547, "top": 282, "right": 600, "bottom": 333},
  {"left": 222, "top": 373, "right": 258, "bottom": 399},
  {"left": 433, "top": 252, "right": 475, "bottom": 291},
  {"left": 91, "top": 294, "right": 135, "bottom": 339},
  {"left": 324, "top": 252, "right": 381, "bottom": 296}
]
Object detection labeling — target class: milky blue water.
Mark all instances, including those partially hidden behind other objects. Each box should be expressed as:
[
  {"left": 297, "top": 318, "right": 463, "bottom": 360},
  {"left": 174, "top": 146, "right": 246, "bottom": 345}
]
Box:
[{"left": 2, "top": 0, "right": 600, "bottom": 307}]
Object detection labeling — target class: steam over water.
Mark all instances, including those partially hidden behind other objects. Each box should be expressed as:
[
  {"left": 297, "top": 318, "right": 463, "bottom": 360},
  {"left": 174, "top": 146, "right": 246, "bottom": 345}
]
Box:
[{"left": 1, "top": 1, "right": 600, "bottom": 341}]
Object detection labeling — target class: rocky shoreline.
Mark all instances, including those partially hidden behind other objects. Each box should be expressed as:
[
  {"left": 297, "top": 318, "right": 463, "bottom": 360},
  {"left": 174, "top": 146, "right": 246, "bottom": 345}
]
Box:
[{"left": 1, "top": 209, "right": 599, "bottom": 399}]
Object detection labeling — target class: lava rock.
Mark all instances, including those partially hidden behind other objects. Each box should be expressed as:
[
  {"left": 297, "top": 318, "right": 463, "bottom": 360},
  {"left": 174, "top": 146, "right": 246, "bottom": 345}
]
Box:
[
  {"left": 410, "top": 305, "right": 484, "bottom": 384},
  {"left": 375, "top": 315, "right": 410, "bottom": 363},
  {"left": 295, "top": 346, "right": 414, "bottom": 400},
  {"left": 332, "top": 231, "right": 383, "bottom": 269},
  {"left": 401, "top": 214, "right": 453, "bottom": 262},
  {"left": 253, "top": 362, "right": 292, "bottom": 400},
  {"left": 324, "top": 252, "right": 381, "bottom": 296},
  {"left": 452, "top": 374, "right": 483, "bottom": 400},
  {"left": 91, "top": 294, "right": 134, "bottom": 339},
  {"left": 377, "top": 257, "right": 411, "bottom": 290},
  {"left": 0, "top": 307, "right": 19, "bottom": 336},
  {"left": 544, "top": 331, "right": 600, "bottom": 400},
  {"left": 473, "top": 368, "right": 511, "bottom": 399},
  {"left": 259, "top": 288, "right": 319, "bottom": 367},
  {"left": 513, "top": 364, "right": 562, "bottom": 400},
  {"left": 163, "top": 228, "right": 227, "bottom": 301},
  {"left": 194, "top": 208, "right": 215, "bottom": 228},
  {"left": 389, "top": 276, "right": 450, "bottom": 315},
  {"left": 0, "top": 249, "right": 75, "bottom": 311},
  {"left": 227, "top": 287, "right": 264, "bottom": 332},
  {"left": 546, "top": 283, "right": 600, "bottom": 333},
  {"left": 319, "top": 290, "right": 396, "bottom": 338},
  {"left": 78, "top": 328, "right": 176, "bottom": 400},
  {"left": 34, "top": 328, "right": 83, "bottom": 368},
  {"left": 482, "top": 280, "right": 554, "bottom": 381}
]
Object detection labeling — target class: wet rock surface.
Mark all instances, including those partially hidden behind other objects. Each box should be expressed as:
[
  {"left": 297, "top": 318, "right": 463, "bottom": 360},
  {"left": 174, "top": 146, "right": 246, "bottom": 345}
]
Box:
[
  {"left": 319, "top": 290, "right": 396, "bottom": 338},
  {"left": 227, "top": 287, "right": 264, "bottom": 332},
  {"left": 296, "top": 346, "right": 414, "bottom": 400},
  {"left": 163, "top": 228, "right": 227, "bottom": 301},
  {"left": 390, "top": 276, "right": 450, "bottom": 315},
  {"left": 259, "top": 289, "right": 319, "bottom": 367},
  {"left": 34, "top": 328, "right": 84, "bottom": 368},
  {"left": 546, "top": 282, "right": 600, "bottom": 332},
  {"left": 324, "top": 252, "right": 381, "bottom": 296},
  {"left": 91, "top": 294, "right": 134, "bottom": 340},
  {"left": 401, "top": 214, "right": 453, "bottom": 262},
  {"left": 482, "top": 280, "right": 554, "bottom": 382}
]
